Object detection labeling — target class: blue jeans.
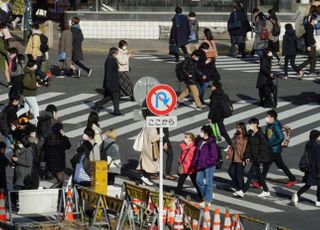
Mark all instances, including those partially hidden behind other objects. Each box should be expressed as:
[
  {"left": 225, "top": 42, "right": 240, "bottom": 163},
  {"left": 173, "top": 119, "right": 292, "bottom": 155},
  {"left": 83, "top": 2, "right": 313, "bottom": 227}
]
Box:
[
  {"left": 255, "top": 49, "right": 264, "bottom": 60},
  {"left": 197, "top": 81, "right": 210, "bottom": 101},
  {"left": 196, "top": 166, "right": 215, "bottom": 202}
]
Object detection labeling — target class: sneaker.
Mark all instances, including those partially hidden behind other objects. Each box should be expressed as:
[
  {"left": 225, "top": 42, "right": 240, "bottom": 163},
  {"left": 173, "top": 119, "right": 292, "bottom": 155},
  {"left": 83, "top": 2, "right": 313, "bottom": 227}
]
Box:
[
  {"left": 195, "top": 107, "right": 202, "bottom": 111},
  {"left": 278, "top": 58, "right": 282, "bottom": 65},
  {"left": 87, "top": 68, "right": 92, "bottom": 77},
  {"left": 291, "top": 193, "right": 298, "bottom": 206},
  {"left": 283, "top": 75, "right": 288, "bottom": 80},
  {"left": 285, "top": 180, "right": 298, "bottom": 188},
  {"left": 199, "top": 201, "right": 211, "bottom": 208},
  {"left": 164, "top": 175, "right": 177, "bottom": 180},
  {"left": 78, "top": 69, "right": 81, "bottom": 78},
  {"left": 224, "top": 145, "right": 231, "bottom": 153},
  {"left": 251, "top": 181, "right": 262, "bottom": 189},
  {"left": 141, "top": 176, "right": 153, "bottom": 186},
  {"left": 233, "top": 190, "right": 244, "bottom": 198},
  {"left": 299, "top": 71, "right": 304, "bottom": 78},
  {"left": 257, "top": 191, "right": 271, "bottom": 197},
  {"left": 315, "top": 201, "right": 320, "bottom": 207}
]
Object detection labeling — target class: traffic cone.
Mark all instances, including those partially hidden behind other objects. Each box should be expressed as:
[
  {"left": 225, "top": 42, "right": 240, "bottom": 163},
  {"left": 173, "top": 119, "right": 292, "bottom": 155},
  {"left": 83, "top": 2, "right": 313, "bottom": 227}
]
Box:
[
  {"left": 167, "top": 203, "right": 175, "bottom": 225},
  {"left": 0, "top": 190, "right": 6, "bottom": 222},
  {"left": 132, "top": 198, "right": 141, "bottom": 215},
  {"left": 64, "top": 187, "right": 74, "bottom": 221},
  {"left": 223, "top": 212, "right": 231, "bottom": 230},
  {"left": 192, "top": 219, "right": 199, "bottom": 230},
  {"left": 201, "top": 205, "right": 211, "bottom": 230},
  {"left": 212, "top": 208, "right": 221, "bottom": 230},
  {"left": 234, "top": 216, "right": 242, "bottom": 230},
  {"left": 231, "top": 214, "right": 238, "bottom": 230}
]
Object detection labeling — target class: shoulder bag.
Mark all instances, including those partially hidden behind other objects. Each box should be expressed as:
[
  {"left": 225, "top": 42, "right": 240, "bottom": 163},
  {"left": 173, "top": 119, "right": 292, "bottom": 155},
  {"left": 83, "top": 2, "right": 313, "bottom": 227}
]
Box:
[
  {"left": 177, "top": 148, "right": 191, "bottom": 175},
  {"left": 133, "top": 126, "right": 144, "bottom": 152},
  {"left": 205, "top": 40, "right": 218, "bottom": 58},
  {"left": 73, "top": 154, "right": 91, "bottom": 183}
]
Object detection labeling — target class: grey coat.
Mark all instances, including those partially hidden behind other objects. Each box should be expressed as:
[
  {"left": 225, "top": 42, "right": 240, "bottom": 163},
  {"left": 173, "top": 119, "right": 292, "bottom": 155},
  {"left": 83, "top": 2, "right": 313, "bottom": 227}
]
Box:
[
  {"left": 71, "top": 26, "right": 84, "bottom": 61},
  {"left": 14, "top": 147, "right": 33, "bottom": 188},
  {"left": 101, "top": 138, "right": 121, "bottom": 174},
  {"left": 253, "top": 19, "right": 268, "bottom": 50}
]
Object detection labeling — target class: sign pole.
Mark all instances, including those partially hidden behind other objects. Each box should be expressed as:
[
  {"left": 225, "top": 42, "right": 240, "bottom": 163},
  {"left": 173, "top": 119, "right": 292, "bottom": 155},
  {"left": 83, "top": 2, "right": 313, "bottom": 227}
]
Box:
[{"left": 159, "top": 126, "right": 164, "bottom": 230}]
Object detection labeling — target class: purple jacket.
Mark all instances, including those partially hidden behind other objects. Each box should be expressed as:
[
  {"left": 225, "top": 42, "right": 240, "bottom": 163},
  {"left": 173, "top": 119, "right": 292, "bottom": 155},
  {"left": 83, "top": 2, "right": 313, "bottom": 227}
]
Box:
[{"left": 192, "top": 136, "right": 218, "bottom": 170}]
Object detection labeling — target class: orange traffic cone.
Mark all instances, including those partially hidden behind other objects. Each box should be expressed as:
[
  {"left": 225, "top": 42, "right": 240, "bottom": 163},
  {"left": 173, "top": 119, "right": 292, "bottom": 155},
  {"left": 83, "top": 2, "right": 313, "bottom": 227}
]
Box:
[
  {"left": 0, "top": 190, "right": 6, "bottom": 222},
  {"left": 231, "top": 214, "right": 239, "bottom": 230},
  {"left": 132, "top": 198, "right": 141, "bottom": 216},
  {"left": 234, "top": 216, "right": 242, "bottom": 230},
  {"left": 223, "top": 212, "right": 231, "bottom": 230},
  {"left": 212, "top": 208, "right": 220, "bottom": 230},
  {"left": 201, "top": 205, "right": 211, "bottom": 230},
  {"left": 64, "top": 187, "right": 74, "bottom": 221},
  {"left": 192, "top": 219, "right": 199, "bottom": 230},
  {"left": 167, "top": 204, "right": 175, "bottom": 225}
]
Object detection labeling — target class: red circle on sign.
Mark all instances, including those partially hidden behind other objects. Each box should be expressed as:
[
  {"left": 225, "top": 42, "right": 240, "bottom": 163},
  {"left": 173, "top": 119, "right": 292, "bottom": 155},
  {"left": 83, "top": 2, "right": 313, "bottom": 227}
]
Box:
[{"left": 146, "top": 84, "right": 177, "bottom": 116}]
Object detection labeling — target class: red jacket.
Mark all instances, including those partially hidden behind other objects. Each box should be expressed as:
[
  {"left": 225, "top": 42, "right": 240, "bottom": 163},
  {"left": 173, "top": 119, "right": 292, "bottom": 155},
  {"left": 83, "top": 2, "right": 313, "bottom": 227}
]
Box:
[{"left": 178, "top": 142, "right": 197, "bottom": 174}]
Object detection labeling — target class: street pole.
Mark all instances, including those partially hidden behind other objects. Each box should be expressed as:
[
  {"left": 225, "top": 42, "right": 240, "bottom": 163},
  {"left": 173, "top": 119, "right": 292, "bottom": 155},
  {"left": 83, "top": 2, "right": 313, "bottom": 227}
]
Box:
[
  {"left": 23, "top": 0, "right": 32, "bottom": 45},
  {"left": 158, "top": 126, "right": 164, "bottom": 230}
]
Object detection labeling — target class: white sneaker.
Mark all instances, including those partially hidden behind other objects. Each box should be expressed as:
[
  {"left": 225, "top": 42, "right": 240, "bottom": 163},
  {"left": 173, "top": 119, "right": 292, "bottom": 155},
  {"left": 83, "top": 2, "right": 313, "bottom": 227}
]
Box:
[
  {"left": 315, "top": 201, "right": 320, "bottom": 207},
  {"left": 258, "top": 191, "right": 271, "bottom": 197},
  {"left": 291, "top": 193, "right": 298, "bottom": 206},
  {"left": 224, "top": 145, "right": 231, "bottom": 152},
  {"left": 87, "top": 68, "right": 92, "bottom": 77},
  {"left": 195, "top": 107, "right": 202, "bottom": 111},
  {"left": 199, "top": 201, "right": 211, "bottom": 208},
  {"left": 141, "top": 176, "right": 153, "bottom": 186},
  {"left": 233, "top": 190, "right": 244, "bottom": 198},
  {"left": 78, "top": 69, "right": 81, "bottom": 78}
]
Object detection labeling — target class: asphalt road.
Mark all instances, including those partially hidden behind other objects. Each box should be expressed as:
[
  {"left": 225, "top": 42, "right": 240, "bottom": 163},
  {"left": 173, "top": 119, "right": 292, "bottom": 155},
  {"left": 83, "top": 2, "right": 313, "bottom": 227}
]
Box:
[{"left": 1, "top": 50, "right": 320, "bottom": 229}]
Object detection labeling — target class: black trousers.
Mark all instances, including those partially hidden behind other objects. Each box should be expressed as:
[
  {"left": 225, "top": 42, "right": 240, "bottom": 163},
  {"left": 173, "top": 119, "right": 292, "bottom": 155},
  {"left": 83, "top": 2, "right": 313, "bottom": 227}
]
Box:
[
  {"left": 176, "top": 173, "right": 202, "bottom": 199},
  {"left": 228, "top": 162, "right": 245, "bottom": 190},
  {"left": 298, "top": 45, "right": 316, "bottom": 74},
  {"left": 95, "top": 91, "right": 120, "bottom": 113},
  {"left": 165, "top": 142, "right": 174, "bottom": 175},
  {"left": 262, "top": 153, "right": 296, "bottom": 182},
  {"left": 284, "top": 55, "right": 300, "bottom": 76},
  {"left": 73, "top": 60, "right": 90, "bottom": 73},
  {"left": 268, "top": 40, "right": 280, "bottom": 61},
  {"left": 215, "top": 119, "right": 232, "bottom": 146},
  {"left": 243, "top": 163, "right": 269, "bottom": 192},
  {"left": 174, "top": 45, "right": 188, "bottom": 59},
  {"left": 297, "top": 184, "right": 320, "bottom": 202}
]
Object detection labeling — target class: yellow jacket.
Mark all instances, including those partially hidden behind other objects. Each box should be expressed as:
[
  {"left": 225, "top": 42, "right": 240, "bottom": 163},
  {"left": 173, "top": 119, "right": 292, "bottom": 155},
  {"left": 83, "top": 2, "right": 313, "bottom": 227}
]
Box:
[{"left": 25, "top": 30, "right": 42, "bottom": 57}]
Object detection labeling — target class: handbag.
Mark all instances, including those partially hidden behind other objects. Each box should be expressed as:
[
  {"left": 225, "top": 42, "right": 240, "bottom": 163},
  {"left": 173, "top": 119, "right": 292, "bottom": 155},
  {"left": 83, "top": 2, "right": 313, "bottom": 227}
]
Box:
[
  {"left": 58, "top": 52, "right": 66, "bottom": 62},
  {"left": 205, "top": 40, "right": 218, "bottom": 58},
  {"left": 133, "top": 126, "right": 144, "bottom": 152},
  {"left": 169, "top": 42, "right": 179, "bottom": 55},
  {"left": 73, "top": 155, "right": 91, "bottom": 183},
  {"left": 152, "top": 142, "right": 159, "bottom": 161},
  {"left": 189, "top": 32, "right": 197, "bottom": 42},
  {"left": 177, "top": 148, "right": 191, "bottom": 175}
]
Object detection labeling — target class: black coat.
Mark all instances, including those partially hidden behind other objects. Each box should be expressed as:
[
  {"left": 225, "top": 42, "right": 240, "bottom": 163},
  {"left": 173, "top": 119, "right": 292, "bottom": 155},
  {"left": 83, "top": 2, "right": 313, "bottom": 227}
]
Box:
[
  {"left": 103, "top": 55, "right": 120, "bottom": 93},
  {"left": 71, "top": 27, "right": 84, "bottom": 61},
  {"left": 246, "top": 129, "right": 270, "bottom": 164},
  {"left": 256, "top": 55, "right": 272, "bottom": 88},
  {"left": 181, "top": 57, "right": 203, "bottom": 85},
  {"left": 37, "top": 111, "right": 55, "bottom": 140},
  {"left": 170, "top": 14, "right": 191, "bottom": 46},
  {"left": 198, "top": 50, "right": 220, "bottom": 82},
  {"left": 208, "top": 88, "right": 225, "bottom": 123},
  {"left": 228, "top": 9, "right": 251, "bottom": 37},
  {"left": 0, "top": 103, "right": 18, "bottom": 136},
  {"left": 282, "top": 28, "right": 298, "bottom": 56},
  {"left": 43, "top": 134, "right": 71, "bottom": 173},
  {"left": 304, "top": 23, "right": 316, "bottom": 48},
  {"left": 303, "top": 141, "right": 320, "bottom": 186}
]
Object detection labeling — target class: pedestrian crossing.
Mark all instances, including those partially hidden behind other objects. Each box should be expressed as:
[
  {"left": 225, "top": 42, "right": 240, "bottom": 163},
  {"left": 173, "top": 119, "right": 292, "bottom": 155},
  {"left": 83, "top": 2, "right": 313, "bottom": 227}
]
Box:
[
  {"left": 133, "top": 54, "right": 320, "bottom": 81},
  {"left": 0, "top": 90, "right": 319, "bottom": 148}
]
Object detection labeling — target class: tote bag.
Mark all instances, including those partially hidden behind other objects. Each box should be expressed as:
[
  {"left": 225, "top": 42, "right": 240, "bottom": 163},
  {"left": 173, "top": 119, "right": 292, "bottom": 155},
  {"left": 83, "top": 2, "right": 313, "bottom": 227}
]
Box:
[
  {"left": 58, "top": 52, "right": 66, "bottom": 62},
  {"left": 133, "top": 126, "right": 144, "bottom": 152},
  {"left": 205, "top": 40, "right": 218, "bottom": 58},
  {"left": 73, "top": 155, "right": 91, "bottom": 183}
]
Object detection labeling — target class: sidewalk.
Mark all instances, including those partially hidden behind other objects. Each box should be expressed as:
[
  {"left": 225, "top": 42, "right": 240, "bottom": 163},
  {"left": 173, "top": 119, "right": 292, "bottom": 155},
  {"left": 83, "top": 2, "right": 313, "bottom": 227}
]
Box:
[{"left": 9, "top": 23, "right": 237, "bottom": 55}]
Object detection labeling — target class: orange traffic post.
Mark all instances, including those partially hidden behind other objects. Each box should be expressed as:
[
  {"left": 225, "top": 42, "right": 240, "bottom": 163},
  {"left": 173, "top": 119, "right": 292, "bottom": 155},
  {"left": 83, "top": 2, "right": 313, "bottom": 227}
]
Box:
[
  {"left": 223, "top": 212, "right": 231, "bottom": 230},
  {"left": 213, "top": 208, "right": 221, "bottom": 230},
  {"left": 0, "top": 190, "right": 6, "bottom": 222}
]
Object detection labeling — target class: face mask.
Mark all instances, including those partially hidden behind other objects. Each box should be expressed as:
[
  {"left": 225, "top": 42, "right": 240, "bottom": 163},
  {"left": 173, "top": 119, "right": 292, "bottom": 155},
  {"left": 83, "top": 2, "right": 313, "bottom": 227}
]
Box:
[
  {"left": 184, "top": 138, "right": 189, "bottom": 144},
  {"left": 122, "top": 46, "right": 127, "bottom": 50},
  {"left": 18, "top": 143, "right": 24, "bottom": 149},
  {"left": 199, "top": 132, "right": 205, "bottom": 138},
  {"left": 10, "top": 125, "right": 16, "bottom": 131},
  {"left": 34, "top": 64, "right": 37, "bottom": 70},
  {"left": 30, "top": 132, "right": 36, "bottom": 138},
  {"left": 267, "top": 52, "right": 272, "bottom": 57},
  {"left": 248, "top": 125, "right": 253, "bottom": 130}
]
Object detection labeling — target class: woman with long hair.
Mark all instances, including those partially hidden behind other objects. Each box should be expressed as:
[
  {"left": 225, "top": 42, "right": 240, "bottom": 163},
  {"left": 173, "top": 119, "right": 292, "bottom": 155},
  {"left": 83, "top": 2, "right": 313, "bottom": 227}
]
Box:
[
  {"left": 266, "top": 9, "right": 281, "bottom": 63},
  {"left": 227, "top": 122, "right": 248, "bottom": 192}
]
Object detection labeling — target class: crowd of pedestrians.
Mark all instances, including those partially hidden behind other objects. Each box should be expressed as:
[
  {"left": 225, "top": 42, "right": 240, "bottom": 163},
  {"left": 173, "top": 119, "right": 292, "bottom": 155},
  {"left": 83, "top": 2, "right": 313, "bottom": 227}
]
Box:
[{"left": 0, "top": 2, "right": 320, "bottom": 213}]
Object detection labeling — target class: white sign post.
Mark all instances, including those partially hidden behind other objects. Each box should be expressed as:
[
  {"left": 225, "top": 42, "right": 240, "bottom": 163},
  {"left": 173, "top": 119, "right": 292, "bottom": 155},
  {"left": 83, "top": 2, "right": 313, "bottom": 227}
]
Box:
[{"left": 145, "top": 85, "right": 177, "bottom": 230}]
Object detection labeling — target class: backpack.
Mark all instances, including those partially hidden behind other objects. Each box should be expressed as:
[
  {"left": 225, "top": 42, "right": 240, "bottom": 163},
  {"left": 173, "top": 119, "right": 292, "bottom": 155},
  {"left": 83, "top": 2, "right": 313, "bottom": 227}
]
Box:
[
  {"left": 221, "top": 94, "right": 233, "bottom": 118},
  {"left": 281, "top": 125, "right": 291, "bottom": 148},
  {"left": 271, "top": 21, "right": 281, "bottom": 36},
  {"left": 260, "top": 24, "right": 269, "bottom": 40},
  {"left": 33, "top": 34, "right": 49, "bottom": 53},
  {"left": 175, "top": 60, "right": 187, "bottom": 81},
  {"left": 299, "top": 150, "right": 311, "bottom": 172},
  {"left": 100, "top": 141, "right": 115, "bottom": 160}
]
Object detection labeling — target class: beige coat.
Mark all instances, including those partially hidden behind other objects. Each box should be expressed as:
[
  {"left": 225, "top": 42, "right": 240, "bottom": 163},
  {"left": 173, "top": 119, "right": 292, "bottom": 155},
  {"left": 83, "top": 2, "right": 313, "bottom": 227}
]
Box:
[
  {"left": 25, "top": 29, "right": 42, "bottom": 57},
  {"left": 117, "top": 48, "right": 130, "bottom": 72},
  {"left": 92, "top": 123, "right": 103, "bottom": 146},
  {"left": 266, "top": 19, "right": 279, "bottom": 42},
  {"left": 59, "top": 30, "right": 73, "bottom": 67},
  {"left": 136, "top": 127, "right": 160, "bottom": 173}
]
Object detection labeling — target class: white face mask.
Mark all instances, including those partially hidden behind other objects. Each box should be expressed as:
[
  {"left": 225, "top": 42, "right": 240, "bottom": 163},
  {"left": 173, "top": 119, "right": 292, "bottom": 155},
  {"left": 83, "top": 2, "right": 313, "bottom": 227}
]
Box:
[
  {"left": 18, "top": 143, "right": 24, "bottom": 149},
  {"left": 199, "top": 132, "right": 205, "bottom": 138},
  {"left": 30, "top": 132, "right": 36, "bottom": 138},
  {"left": 122, "top": 46, "right": 127, "bottom": 50},
  {"left": 82, "top": 134, "right": 89, "bottom": 140},
  {"left": 10, "top": 125, "right": 16, "bottom": 131}
]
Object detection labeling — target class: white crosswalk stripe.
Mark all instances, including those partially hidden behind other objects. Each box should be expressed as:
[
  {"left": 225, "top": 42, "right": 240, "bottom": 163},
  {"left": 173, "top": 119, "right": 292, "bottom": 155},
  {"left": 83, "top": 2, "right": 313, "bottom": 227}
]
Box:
[
  {"left": 133, "top": 54, "right": 320, "bottom": 81},
  {"left": 1, "top": 91, "right": 319, "bottom": 148}
]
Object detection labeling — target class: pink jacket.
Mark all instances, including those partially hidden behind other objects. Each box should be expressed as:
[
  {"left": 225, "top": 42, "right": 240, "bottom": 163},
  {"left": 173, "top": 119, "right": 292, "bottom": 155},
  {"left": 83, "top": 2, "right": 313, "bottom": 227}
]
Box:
[{"left": 178, "top": 142, "right": 197, "bottom": 174}]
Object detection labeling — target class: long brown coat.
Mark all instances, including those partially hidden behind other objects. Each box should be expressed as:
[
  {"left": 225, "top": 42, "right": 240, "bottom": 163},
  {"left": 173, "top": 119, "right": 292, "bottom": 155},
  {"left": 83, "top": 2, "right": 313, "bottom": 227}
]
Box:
[
  {"left": 59, "top": 30, "right": 73, "bottom": 67},
  {"left": 136, "top": 127, "right": 160, "bottom": 173}
]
